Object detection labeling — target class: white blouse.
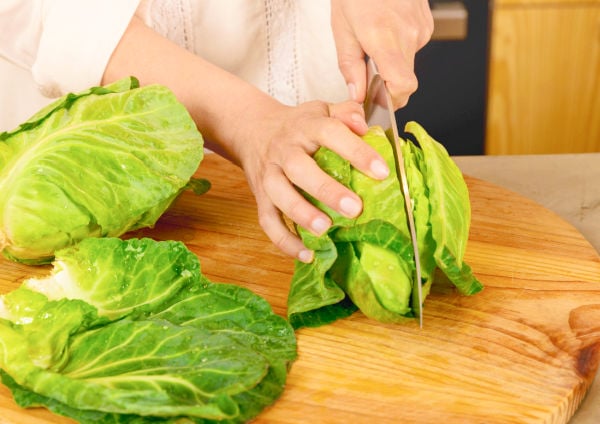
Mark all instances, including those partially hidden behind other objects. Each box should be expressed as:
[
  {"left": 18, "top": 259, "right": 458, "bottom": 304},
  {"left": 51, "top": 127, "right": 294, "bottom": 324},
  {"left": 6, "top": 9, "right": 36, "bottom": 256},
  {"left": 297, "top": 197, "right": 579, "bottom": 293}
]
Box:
[{"left": 0, "top": 0, "right": 347, "bottom": 131}]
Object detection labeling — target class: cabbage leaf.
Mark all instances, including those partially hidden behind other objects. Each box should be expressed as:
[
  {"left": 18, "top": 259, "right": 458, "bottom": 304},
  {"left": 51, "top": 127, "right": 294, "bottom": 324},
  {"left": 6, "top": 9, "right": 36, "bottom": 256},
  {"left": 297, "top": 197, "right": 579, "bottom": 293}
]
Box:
[
  {"left": 0, "top": 78, "right": 205, "bottom": 264},
  {"left": 288, "top": 122, "right": 483, "bottom": 328},
  {"left": 0, "top": 237, "right": 296, "bottom": 423}
]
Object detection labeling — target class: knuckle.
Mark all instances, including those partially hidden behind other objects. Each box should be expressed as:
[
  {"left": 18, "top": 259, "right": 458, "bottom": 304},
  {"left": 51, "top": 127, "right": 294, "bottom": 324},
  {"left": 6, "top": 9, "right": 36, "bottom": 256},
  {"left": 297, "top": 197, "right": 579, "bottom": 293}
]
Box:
[
  {"left": 426, "top": 21, "right": 435, "bottom": 42},
  {"left": 257, "top": 209, "right": 273, "bottom": 234},
  {"left": 313, "top": 179, "right": 337, "bottom": 204},
  {"left": 336, "top": 53, "right": 361, "bottom": 75},
  {"left": 272, "top": 230, "right": 293, "bottom": 252},
  {"left": 319, "top": 118, "right": 347, "bottom": 141},
  {"left": 257, "top": 208, "right": 290, "bottom": 246},
  {"left": 397, "top": 96, "right": 411, "bottom": 109},
  {"left": 260, "top": 214, "right": 302, "bottom": 258},
  {"left": 256, "top": 207, "right": 272, "bottom": 234},
  {"left": 404, "top": 25, "right": 422, "bottom": 46},
  {"left": 280, "top": 152, "right": 308, "bottom": 180},
  {"left": 347, "top": 144, "right": 370, "bottom": 168},
  {"left": 423, "top": 10, "right": 435, "bottom": 40},
  {"left": 390, "top": 75, "right": 418, "bottom": 108},
  {"left": 406, "top": 75, "right": 419, "bottom": 93},
  {"left": 287, "top": 196, "right": 310, "bottom": 221},
  {"left": 260, "top": 164, "right": 281, "bottom": 193}
]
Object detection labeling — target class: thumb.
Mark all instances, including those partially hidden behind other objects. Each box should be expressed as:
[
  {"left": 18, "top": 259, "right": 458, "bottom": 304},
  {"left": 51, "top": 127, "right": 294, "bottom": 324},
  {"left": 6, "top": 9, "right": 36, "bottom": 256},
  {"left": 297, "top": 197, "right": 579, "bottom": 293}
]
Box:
[
  {"left": 338, "top": 47, "right": 367, "bottom": 104},
  {"left": 332, "top": 21, "right": 367, "bottom": 103}
]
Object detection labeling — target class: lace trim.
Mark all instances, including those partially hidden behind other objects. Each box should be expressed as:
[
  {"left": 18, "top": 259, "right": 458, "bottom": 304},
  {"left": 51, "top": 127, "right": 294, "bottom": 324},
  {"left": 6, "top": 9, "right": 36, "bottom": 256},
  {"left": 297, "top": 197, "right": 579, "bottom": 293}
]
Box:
[
  {"left": 142, "top": 0, "right": 195, "bottom": 51},
  {"left": 142, "top": 0, "right": 300, "bottom": 105},
  {"left": 264, "top": 0, "right": 299, "bottom": 105}
]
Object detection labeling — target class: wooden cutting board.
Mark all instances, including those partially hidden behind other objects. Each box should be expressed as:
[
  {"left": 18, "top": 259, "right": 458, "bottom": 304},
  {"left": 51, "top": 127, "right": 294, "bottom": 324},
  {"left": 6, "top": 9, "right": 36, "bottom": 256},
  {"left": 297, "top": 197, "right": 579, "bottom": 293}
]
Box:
[{"left": 1, "top": 153, "right": 599, "bottom": 424}]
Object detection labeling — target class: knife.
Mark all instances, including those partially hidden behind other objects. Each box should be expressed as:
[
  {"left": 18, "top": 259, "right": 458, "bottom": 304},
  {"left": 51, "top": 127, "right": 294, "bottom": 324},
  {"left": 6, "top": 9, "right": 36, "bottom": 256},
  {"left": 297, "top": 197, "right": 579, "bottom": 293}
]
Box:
[{"left": 363, "top": 58, "right": 423, "bottom": 328}]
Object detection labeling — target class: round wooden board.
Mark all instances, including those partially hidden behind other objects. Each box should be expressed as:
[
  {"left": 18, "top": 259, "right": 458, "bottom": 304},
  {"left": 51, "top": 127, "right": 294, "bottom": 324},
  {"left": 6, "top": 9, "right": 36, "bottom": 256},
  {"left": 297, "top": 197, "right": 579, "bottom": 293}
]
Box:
[{"left": 1, "top": 153, "right": 599, "bottom": 423}]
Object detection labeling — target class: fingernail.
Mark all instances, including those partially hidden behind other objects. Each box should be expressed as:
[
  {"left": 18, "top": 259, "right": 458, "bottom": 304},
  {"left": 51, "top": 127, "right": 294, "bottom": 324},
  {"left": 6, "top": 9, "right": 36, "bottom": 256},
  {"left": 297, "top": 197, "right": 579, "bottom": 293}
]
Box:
[
  {"left": 347, "top": 83, "right": 357, "bottom": 101},
  {"left": 298, "top": 249, "right": 314, "bottom": 263},
  {"left": 340, "top": 196, "right": 362, "bottom": 218},
  {"left": 311, "top": 216, "right": 331, "bottom": 235},
  {"left": 370, "top": 159, "right": 390, "bottom": 179}
]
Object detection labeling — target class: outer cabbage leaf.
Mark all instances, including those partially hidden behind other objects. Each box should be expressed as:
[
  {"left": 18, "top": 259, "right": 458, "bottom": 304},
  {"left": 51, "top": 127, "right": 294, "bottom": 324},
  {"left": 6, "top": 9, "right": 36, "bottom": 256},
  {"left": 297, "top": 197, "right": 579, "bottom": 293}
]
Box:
[
  {"left": 288, "top": 123, "right": 482, "bottom": 328},
  {"left": 22, "top": 237, "right": 202, "bottom": 320},
  {"left": 0, "top": 238, "right": 296, "bottom": 423},
  {"left": 405, "top": 121, "right": 482, "bottom": 295},
  {"left": 400, "top": 140, "right": 437, "bottom": 317},
  {"left": 0, "top": 77, "right": 204, "bottom": 264}
]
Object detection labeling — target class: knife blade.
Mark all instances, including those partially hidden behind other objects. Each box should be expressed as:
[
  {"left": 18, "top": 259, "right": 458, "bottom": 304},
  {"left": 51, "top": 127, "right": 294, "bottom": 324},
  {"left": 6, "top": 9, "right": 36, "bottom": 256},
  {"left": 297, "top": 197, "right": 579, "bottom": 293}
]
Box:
[{"left": 363, "top": 58, "right": 423, "bottom": 328}]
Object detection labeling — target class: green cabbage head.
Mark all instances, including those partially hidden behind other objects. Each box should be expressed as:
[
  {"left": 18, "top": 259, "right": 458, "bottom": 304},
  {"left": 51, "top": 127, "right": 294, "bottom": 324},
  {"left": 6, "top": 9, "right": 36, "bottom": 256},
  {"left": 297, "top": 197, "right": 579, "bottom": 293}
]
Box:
[
  {"left": 0, "top": 77, "right": 205, "bottom": 264},
  {"left": 288, "top": 122, "right": 483, "bottom": 328}
]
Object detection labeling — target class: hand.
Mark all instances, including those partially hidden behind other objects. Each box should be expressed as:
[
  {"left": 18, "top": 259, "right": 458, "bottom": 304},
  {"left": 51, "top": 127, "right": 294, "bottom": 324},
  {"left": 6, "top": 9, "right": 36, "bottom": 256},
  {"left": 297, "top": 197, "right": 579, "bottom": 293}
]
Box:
[
  {"left": 235, "top": 100, "right": 390, "bottom": 263},
  {"left": 331, "top": 0, "right": 434, "bottom": 109},
  {"left": 103, "top": 15, "right": 390, "bottom": 263}
]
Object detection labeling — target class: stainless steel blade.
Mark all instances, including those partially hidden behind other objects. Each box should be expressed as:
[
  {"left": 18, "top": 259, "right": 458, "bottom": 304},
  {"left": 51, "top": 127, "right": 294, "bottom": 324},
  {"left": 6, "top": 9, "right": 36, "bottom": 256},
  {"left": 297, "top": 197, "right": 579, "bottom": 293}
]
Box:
[{"left": 363, "top": 58, "right": 423, "bottom": 327}]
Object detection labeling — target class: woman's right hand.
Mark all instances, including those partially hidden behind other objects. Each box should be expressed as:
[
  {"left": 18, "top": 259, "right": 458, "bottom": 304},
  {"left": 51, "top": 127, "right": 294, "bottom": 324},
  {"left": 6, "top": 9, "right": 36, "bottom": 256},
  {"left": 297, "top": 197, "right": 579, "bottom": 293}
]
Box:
[{"left": 331, "top": 0, "right": 434, "bottom": 109}]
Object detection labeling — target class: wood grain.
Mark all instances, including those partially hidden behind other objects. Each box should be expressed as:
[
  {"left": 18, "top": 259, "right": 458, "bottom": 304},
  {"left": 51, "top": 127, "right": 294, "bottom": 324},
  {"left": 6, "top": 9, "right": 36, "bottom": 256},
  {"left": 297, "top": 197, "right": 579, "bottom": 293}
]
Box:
[
  {"left": 486, "top": 1, "right": 600, "bottom": 154},
  {"left": 1, "top": 153, "right": 600, "bottom": 423}
]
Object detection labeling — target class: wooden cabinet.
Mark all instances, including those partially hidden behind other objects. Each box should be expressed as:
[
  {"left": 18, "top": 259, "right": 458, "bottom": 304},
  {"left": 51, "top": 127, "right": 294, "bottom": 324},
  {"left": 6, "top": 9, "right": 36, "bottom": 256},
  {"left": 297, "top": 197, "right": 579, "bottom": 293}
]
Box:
[{"left": 485, "top": 0, "right": 600, "bottom": 154}]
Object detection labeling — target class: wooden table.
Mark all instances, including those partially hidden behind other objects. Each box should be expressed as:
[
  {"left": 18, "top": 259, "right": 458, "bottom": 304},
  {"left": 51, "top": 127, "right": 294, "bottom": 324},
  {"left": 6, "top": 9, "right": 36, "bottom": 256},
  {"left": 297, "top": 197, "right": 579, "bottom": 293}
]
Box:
[{"left": 1, "top": 153, "right": 600, "bottom": 423}]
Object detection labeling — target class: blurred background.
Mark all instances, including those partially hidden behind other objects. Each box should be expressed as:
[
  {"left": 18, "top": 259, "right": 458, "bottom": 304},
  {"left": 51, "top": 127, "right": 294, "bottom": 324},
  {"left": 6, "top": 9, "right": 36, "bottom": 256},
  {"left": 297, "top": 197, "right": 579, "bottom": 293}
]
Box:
[{"left": 398, "top": 0, "right": 600, "bottom": 155}]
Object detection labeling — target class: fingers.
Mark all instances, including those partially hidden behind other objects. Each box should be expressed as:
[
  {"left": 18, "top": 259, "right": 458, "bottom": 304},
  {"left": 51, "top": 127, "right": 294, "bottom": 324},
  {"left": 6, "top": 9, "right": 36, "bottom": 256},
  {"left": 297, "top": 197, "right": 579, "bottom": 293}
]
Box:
[
  {"left": 376, "top": 50, "right": 419, "bottom": 109},
  {"left": 331, "top": 5, "right": 368, "bottom": 104},
  {"left": 325, "top": 102, "right": 389, "bottom": 180},
  {"left": 242, "top": 100, "right": 390, "bottom": 263},
  {"left": 257, "top": 158, "right": 346, "bottom": 264},
  {"left": 275, "top": 149, "right": 363, "bottom": 221},
  {"left": 254, "top": 181, "right": 315, "bottom": 264},
  {"left": 331, "top": 0, "right": 434, "bottom": 109},
  {"left": 258, "top": 143, "right": 369, "bottom": 263},
  {"left": 263, "top": 159, "right": 336, "bottom": 230}
]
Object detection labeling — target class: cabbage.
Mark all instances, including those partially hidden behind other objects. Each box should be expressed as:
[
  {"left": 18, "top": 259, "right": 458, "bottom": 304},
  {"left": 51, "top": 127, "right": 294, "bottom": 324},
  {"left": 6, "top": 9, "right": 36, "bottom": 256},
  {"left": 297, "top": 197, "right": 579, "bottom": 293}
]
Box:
[
  {"left": 0, "top": 77, "right": 205, "bottom": 264},
  {"left": 0, "top": 237, "right": 296, "bottom": 423},
  {"left": 288, "top": 122, "right": 483, "bottom": 328}
]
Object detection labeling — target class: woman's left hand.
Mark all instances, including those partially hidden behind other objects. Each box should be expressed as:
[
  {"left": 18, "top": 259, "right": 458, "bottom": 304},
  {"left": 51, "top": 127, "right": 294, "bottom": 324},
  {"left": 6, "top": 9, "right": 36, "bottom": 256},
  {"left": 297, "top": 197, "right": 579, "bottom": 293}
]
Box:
[{"left": 234, "top": 99, "right": 389, "bottom": 263}]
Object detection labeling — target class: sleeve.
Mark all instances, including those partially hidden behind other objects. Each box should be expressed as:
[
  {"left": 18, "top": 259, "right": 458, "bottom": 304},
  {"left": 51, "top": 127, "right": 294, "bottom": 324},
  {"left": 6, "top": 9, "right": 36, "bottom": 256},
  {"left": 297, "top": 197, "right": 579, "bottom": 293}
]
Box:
[{"left": 0, "top": 0, "right": 140, "bottom": 98}]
